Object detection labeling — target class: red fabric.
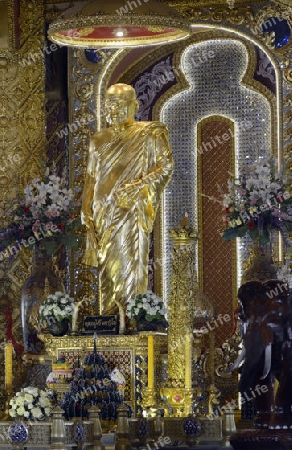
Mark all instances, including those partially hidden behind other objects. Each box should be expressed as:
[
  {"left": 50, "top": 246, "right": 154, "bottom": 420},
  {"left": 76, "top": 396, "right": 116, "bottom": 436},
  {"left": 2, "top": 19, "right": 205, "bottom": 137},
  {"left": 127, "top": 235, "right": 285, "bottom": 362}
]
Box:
[{"left": 5, "top": 304, "right": 24, "bottom": 357}]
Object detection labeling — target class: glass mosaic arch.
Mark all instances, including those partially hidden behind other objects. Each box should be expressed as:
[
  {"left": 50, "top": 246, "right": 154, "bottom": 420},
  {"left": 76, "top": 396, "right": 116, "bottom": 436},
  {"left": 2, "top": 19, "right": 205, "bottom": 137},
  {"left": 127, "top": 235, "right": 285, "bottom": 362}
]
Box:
[
  {"left": 127, "top": 33, "right": 279, "bottom": 344},
  {"left": 160, "top": 36, "right": 276, "bottom": 296}
]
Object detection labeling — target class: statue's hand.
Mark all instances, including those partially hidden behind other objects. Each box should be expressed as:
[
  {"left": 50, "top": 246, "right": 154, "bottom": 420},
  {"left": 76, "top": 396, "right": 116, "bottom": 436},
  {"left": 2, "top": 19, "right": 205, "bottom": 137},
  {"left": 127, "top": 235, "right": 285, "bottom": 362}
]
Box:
[
  {"left": 87, "top": 221, "right": 98, "bottom": 250},
  {"left": 115, "top": 181, "right": 141, "bottom": 208},
  {"left": 81, "top": 211, "right": 93, "bottom": 227}
]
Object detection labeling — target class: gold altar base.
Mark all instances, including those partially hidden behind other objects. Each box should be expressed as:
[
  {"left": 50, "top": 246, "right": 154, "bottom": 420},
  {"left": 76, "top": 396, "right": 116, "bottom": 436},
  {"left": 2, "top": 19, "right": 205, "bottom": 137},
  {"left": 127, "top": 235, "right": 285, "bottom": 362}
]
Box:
[
  {"left": 38, "top": 333, "right": 168, "bottom": 413},
  {"left": 160, "top": 387, "right": 195, "bottom": 417}
]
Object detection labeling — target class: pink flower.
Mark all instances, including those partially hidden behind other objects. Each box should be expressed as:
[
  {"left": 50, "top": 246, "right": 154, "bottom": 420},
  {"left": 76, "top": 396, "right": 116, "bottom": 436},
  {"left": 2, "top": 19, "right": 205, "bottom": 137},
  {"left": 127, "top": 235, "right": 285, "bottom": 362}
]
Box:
[
  {"left": 32, "top": 225, "right": 39, "bottom": 232},
  {"left": 19, "top": 224, "right": 24, "bottom": 230}
]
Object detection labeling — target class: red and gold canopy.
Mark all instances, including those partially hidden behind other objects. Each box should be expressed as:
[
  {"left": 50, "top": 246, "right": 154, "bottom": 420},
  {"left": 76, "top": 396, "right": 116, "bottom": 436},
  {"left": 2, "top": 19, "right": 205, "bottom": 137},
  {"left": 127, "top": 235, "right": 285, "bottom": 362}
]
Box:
[{"left": 48, "top": 0, "right": 191, "bottom": 48}]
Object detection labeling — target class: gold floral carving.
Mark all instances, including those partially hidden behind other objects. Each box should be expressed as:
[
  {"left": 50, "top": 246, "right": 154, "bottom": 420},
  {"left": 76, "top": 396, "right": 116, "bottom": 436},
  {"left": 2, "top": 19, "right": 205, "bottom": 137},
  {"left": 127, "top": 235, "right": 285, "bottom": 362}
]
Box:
[
  {"left": 0, "top": 0, "right": 46, "bottom": 399},
  {"left": 166, "top": 2, "right": 254, "bottom": 25},
  {"left": 0, "top": 0, "right": 15, "bottom": 51},
  {"left": 167, "top": 219, "right": 198, "bottom": 382},
  {"left": 166, "top": 0, "right": 263, "bottom": 7},
  {"left": 194, "top": 332, "right": 241, "bottom": 413}
]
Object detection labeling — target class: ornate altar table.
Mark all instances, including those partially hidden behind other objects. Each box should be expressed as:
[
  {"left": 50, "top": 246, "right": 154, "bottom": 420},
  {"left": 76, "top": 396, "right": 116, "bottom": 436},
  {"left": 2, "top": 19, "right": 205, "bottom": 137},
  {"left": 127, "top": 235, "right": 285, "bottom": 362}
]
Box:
[{"left": 38, "top": 332, "right": 168, "bottom": 410}]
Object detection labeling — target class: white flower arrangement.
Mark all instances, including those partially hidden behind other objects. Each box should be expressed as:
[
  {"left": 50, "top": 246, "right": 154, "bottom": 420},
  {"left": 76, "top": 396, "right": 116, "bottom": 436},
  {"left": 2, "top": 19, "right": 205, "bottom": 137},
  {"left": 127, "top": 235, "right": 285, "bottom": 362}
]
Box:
[
  {"left": 277, "top": 263, "right": 292, "bottom": 288},
  {"left": 219, "top": 156, "right": 292, "bottom": 245},
  {"left": 39, "top": 291, "right": 74, "bottom": 325},
  {"left": 2, "top": 168, "right": 82, "bottom": 256},
  {"left": 23, "top": 170, "right": 74, "bottom": 226},
  {"left": 126, "top": 290, "right": 167, "bottom": 323},
  {"left": 9, "top": 387, "right": 52, "bottom": 421}
]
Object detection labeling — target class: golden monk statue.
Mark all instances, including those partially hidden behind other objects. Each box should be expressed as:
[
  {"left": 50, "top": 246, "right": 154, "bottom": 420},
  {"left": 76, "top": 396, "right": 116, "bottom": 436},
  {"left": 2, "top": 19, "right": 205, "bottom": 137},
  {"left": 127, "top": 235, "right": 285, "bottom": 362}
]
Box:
[{"left": 81, "top": 83, "right": 174, "bottom": 314}]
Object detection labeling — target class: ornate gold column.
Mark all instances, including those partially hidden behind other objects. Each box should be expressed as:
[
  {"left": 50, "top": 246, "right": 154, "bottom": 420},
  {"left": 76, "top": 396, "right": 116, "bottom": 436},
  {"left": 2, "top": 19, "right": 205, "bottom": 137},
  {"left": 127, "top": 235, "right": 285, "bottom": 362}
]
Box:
[
  {"left": 160, "top": 215, "right": 198, "bottom": 416},
  {"left": 0, "top": 0, "right": 46, "bottom": 400}
]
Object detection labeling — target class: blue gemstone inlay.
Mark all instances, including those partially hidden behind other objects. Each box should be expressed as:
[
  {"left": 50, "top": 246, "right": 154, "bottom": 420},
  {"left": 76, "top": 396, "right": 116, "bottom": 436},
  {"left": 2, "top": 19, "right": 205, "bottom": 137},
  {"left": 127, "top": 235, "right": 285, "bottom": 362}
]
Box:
[
  {"left": 84, "top": 49, "right": 109, "bottom": 63},
  {"left": 261, "top": 17, "right": 290, "bottom": 49}
]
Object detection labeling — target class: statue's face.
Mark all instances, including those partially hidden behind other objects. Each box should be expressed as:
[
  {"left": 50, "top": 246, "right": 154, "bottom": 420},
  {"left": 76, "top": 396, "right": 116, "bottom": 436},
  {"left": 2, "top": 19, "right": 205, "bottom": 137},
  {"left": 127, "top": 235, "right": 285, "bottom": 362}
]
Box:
[
  {"left": 104, "top": 85, "right": 138, "bottom": 125},
  {"left": 105, "top": 95, "right": 130, "bottom": 124}
]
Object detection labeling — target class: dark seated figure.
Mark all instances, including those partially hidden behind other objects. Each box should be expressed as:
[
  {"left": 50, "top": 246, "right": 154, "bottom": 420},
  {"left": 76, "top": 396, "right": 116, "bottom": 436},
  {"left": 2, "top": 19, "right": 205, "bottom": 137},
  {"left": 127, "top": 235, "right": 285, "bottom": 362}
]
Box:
[{"left": 229, "top": 279, "right": 292, "bottom": 429}]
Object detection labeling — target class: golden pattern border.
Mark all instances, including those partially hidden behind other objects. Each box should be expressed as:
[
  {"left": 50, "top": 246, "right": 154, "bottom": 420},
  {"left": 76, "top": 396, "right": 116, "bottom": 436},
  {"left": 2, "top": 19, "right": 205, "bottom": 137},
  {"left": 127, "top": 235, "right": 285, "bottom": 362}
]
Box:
[
  {"left": 0, "top": 0, "right": 46, "bottom": 398},
  {"left": 167, "top": 0, "right": 264, "bottom": 6},
  {"left": 0, "top": 0, "right": 14, "bottom": 52}
]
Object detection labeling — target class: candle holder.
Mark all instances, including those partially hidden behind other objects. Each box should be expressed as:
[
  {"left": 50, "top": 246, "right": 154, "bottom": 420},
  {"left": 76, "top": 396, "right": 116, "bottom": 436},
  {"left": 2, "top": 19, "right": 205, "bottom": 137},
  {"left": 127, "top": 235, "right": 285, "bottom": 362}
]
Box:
[
  {"left": 3, "top": 389, "right": 14, "bottom": 420},
  {"left": 141, "top": 388, "right": 156, "bottom": 410},
  {"left": 160, "top": 385, "right": 195, "bottom": 417}
]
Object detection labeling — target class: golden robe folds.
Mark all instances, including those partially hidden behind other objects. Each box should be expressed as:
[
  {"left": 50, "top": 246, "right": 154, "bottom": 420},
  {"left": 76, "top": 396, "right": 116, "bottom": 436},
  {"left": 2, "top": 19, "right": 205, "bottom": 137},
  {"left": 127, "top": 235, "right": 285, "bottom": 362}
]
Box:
[{"left": 83, "top": 121, "right": 173, "bottom": 313}]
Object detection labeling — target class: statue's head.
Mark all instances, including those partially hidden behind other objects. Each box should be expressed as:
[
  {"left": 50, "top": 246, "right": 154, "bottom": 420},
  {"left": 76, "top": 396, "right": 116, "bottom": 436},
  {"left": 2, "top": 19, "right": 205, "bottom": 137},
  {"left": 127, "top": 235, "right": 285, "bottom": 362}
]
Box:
[
  {"left": 237, "top": 280, "right": 266, "bottom": 322},
  {"left": 105, "top": 83, "right": 139, "bottom": 125}
]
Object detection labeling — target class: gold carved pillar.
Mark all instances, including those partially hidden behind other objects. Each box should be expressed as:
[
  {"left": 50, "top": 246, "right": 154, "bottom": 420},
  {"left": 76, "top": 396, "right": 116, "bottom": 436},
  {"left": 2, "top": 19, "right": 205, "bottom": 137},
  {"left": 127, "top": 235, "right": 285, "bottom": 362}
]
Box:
[
  {"left": 160, "top": 215, "right": 198, "bottom": 416},
  {"left": 0, "top": 0, "right": 46, "bottom": 398},
  {"left": 167, "top": 215, "right": 197, "bottom": 382}
]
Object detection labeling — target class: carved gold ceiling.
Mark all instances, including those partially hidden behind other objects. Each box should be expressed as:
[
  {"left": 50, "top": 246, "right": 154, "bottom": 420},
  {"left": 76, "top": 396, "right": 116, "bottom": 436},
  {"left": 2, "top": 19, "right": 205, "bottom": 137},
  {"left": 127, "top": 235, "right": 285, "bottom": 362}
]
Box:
[
  {"left": 44, "top": 0, "right": 270, "bottom": 5},
  {"left": 43, "top": 0, "right": 279, "bottom": 16},
  {"left": 167, "top": 0, "right": 266, "bottom": 5}
]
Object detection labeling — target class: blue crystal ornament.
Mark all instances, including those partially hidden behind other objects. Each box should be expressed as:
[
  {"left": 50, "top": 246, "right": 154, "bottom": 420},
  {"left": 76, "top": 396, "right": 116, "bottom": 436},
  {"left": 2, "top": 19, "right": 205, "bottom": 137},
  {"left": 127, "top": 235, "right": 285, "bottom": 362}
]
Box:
[
  {"left": 183, "top": 417, "right": 201, "bottom": 436},
  {"left": 8, "top": 421, "right": 29, "bottom": 443},
  {"left": 75, "top": 421, "right": 84, "bottom": 441}
]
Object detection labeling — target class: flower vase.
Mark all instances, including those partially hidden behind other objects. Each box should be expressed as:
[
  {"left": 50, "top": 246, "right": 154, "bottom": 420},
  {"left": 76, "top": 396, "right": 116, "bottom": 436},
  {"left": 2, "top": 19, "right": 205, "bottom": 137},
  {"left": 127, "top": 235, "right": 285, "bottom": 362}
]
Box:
[
  {"left": 136, "top": 318, "right": 168, "bottom": 332},
  {"left": 21, "top": 242, "right": 65, "bottom": 353},
  {"left": 242, "top": 241, "right": 277, "bottom": 283},
  {"left": 47, "top": 319, "right": 69, "bottom": 337}
]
